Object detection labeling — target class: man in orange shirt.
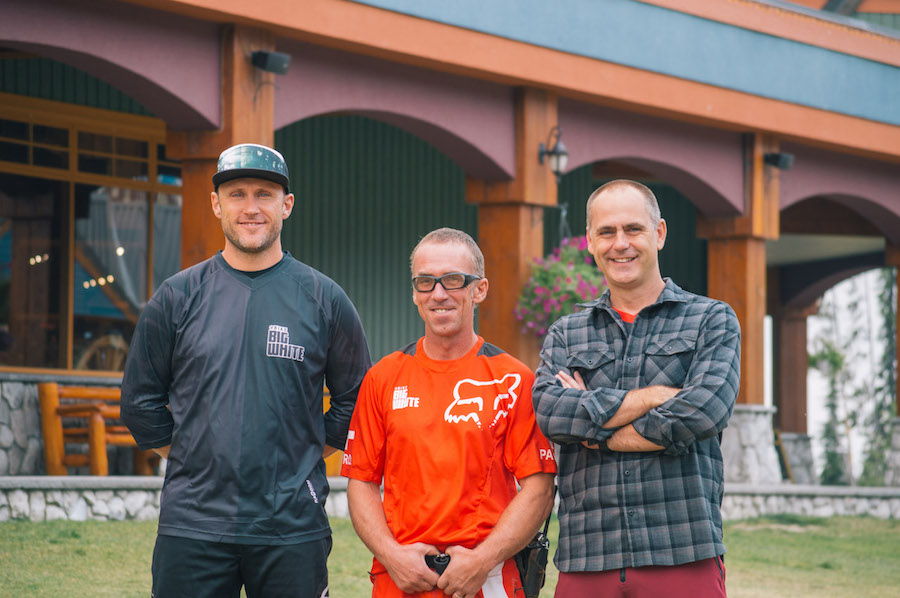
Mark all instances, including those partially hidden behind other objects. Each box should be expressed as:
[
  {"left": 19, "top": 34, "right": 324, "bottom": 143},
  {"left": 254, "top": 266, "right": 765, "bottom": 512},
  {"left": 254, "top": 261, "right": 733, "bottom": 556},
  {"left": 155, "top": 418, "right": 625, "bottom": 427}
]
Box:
[{"left": 342, "top": 228, "right": 557, "bottom": 598}]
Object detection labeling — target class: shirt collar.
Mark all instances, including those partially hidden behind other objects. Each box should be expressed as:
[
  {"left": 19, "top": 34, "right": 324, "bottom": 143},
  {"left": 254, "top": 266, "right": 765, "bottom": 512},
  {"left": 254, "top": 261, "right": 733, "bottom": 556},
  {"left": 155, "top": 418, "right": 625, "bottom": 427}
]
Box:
[{"left": 577, "top": 278, "right": 688, "bottom": 314}]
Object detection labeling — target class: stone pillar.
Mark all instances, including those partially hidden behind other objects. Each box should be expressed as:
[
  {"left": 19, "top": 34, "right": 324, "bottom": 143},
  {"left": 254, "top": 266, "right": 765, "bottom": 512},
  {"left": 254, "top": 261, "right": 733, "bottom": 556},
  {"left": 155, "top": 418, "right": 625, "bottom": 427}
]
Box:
[
  {"left": 467, "top": 88, "right": 558, "bottom": 368},
  {"left": 167, "top": 24, "right": 277, "bottom": 269},
  {"left": 699, "top": 134, "right": 783, "bottom": 484},
  {"left": 721, "top": 405, "right": 783, "bottom": 484},
  {"left": 0, "top": 382, "right": 43, "bottom": 475},
  {"left": 885, "top": 418, "right": 900, "bottom": 487}
]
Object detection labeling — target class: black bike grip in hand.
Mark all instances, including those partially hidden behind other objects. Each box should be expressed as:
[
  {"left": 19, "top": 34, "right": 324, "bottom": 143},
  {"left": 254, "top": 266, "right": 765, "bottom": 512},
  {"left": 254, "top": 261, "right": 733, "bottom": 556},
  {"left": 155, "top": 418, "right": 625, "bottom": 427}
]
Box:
[{"left": 424, "top": 553, "right": 450, "bottom": 575}]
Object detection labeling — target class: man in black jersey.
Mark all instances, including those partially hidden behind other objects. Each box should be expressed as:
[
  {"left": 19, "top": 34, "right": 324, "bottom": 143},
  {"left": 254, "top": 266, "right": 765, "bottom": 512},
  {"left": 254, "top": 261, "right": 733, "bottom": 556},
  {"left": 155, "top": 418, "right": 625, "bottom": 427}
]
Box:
[{"left": 122, "top": 143, "right": 371, "bottom": 598}]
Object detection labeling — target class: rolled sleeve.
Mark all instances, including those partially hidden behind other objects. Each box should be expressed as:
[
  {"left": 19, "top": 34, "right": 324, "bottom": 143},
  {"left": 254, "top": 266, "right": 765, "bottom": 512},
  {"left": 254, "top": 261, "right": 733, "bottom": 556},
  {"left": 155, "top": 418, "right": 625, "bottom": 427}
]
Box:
[{"left": 631, "top": 302, "right": 741, "bottom": 454}]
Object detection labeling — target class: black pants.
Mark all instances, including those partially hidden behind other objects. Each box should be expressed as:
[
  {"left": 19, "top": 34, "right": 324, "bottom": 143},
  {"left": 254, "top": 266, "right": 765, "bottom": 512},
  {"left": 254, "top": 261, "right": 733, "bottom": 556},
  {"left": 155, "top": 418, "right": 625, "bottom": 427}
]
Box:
[{"left": 151, "top": 534, "right": 332, "bottom": 598}]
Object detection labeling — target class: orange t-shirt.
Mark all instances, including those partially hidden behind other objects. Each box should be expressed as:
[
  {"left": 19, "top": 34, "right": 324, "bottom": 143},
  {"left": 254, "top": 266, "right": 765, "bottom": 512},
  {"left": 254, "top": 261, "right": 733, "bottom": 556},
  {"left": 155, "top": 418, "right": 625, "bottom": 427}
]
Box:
[{"left": 342, "top": 337, "right": 556, "bottom": 556}]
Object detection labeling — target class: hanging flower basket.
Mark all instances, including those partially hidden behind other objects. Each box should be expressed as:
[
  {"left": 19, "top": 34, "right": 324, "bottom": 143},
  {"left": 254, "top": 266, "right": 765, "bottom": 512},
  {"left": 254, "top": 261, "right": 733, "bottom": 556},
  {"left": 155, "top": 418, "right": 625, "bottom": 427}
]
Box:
[{"left": 514, "top": 237, "right": 607, "bottom": 339}]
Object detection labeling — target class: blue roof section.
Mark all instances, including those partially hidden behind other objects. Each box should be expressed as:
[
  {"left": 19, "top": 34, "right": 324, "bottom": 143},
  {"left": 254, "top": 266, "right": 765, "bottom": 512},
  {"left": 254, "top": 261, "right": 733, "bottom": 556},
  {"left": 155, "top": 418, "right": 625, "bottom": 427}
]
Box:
[{"left": 351, "top": 0, "right": 900, "bottom": 126}]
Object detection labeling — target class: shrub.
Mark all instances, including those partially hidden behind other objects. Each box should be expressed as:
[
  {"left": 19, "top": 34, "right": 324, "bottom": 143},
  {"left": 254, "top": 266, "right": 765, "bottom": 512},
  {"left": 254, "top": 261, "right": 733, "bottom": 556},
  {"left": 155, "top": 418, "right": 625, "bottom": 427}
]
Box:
[{"left": 514, "top": 236, "right": 607, "bottom": 339}]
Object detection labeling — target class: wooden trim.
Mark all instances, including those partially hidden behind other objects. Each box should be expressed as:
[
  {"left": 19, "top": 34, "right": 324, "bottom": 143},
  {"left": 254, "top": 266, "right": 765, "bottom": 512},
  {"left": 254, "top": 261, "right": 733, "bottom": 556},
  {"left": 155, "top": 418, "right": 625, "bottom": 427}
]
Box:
[
  {"left": 859, "top": 0, "right": 900, "bottom": 12},
  {"left": 0, "top": 92, "right": 168, "bottom": 142},
  {"left": 63, "top": 175, "right": 75, "bottom": 370},
  {"left": 637, "top": 0, "right": 900, "bottom": 65},
  {"left": 115, "top": 0, "right": 900, "bottom": 162},
  {"left": 0, "top": 161, "right": 180, "bottom": 194},
  {"left": 0, "top": 366, "right": 122, "bottom": 378}
]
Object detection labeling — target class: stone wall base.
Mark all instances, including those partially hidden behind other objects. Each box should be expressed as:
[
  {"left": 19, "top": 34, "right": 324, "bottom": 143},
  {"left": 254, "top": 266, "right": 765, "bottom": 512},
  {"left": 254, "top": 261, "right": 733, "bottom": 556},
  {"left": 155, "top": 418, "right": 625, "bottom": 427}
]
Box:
[
  {"left": 4, "top": 477, "right": 899, "bottom": 522},
  {"left": 0, "top": 476, "right": 350, "bottom": 522},
  {"left": 723, "top": 483, "right": 900, "bottom": 519}
]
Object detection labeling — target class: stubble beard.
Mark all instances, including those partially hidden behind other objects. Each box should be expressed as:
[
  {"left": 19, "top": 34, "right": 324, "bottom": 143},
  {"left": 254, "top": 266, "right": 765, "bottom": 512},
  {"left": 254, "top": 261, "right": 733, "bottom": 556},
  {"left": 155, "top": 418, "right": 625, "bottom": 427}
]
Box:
[{"left": 222, "top": 220, "right": 282, "bottom": 255}]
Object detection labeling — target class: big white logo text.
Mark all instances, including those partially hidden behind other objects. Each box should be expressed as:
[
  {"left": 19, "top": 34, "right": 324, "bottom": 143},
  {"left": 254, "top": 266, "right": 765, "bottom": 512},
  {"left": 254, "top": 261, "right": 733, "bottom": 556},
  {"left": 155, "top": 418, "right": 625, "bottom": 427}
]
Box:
[{"left": 266, "top": 325, "right": 305, "bottom": 362}]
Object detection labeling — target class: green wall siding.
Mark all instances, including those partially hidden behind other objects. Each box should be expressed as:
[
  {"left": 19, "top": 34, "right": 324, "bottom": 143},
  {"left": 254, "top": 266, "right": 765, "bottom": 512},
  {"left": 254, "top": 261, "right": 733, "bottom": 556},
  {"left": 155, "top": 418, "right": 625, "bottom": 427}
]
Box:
[
  {"left": 0, "top": 57, "right": 151, "bottom": 115},
  {"left": 550, "top": 167, "right": 708, "bottom": 296},
  {"left": 275, "top": 115, "right": 476, "bottom": 360},
  {"left": 855, "top": 13, "right": 900, "bottom": 31}
]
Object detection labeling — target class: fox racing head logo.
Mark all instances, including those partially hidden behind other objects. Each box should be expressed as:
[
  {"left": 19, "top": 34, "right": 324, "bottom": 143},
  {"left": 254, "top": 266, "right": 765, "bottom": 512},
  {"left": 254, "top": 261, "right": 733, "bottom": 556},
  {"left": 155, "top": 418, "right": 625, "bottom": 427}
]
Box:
[{"left": 445, "top": 373, "right": 522, "bottom": 429}]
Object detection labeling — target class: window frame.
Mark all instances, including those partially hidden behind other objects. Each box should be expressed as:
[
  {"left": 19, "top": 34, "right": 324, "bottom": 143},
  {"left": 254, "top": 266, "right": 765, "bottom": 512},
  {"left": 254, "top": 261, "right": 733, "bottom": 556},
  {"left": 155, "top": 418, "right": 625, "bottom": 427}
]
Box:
[{"left": 0, "top": 92, "right": 180, "bottom": 375}]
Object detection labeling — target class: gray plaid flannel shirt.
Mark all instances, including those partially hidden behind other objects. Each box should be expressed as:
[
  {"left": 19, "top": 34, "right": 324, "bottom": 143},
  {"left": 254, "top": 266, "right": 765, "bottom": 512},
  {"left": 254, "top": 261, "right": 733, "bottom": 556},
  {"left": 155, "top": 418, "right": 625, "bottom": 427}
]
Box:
[{"left": 533, "top": 279, "right": 740, "bottom": 572}]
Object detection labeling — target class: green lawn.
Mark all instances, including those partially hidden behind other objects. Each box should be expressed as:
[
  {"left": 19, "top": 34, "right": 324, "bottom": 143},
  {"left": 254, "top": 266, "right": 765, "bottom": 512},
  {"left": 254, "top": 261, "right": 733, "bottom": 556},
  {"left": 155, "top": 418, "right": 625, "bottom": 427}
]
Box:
[{"left": 1, "top": 515, "right": 897, "bottom": 597}]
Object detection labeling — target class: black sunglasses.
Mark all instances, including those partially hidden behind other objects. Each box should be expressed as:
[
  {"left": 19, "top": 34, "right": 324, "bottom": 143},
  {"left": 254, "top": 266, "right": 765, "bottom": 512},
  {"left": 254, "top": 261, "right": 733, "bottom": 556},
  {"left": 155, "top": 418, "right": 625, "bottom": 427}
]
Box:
[{"left": 411, "top": 272, "right": 482, "bottom": 293}]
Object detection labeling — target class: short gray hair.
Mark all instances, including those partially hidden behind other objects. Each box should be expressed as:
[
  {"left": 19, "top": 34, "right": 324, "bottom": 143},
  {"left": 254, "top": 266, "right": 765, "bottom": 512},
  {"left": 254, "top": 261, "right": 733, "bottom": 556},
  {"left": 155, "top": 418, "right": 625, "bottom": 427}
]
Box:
[
  {"left": 410, "top": 228, "right": 485, "bottom": 277},
  {"left": 586, "top": 179, "right": 661, "bottom": 229}
]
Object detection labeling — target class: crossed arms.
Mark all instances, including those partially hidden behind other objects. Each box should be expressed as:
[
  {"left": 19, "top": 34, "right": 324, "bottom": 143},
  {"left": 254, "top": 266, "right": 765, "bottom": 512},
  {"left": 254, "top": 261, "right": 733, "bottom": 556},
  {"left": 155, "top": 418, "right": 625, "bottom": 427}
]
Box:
[
  {"left": 555, "top": 370, "right": 677, "bottom": 452},
  {"left": 532, "top": 302, "right": 741, "bottom": 455}
]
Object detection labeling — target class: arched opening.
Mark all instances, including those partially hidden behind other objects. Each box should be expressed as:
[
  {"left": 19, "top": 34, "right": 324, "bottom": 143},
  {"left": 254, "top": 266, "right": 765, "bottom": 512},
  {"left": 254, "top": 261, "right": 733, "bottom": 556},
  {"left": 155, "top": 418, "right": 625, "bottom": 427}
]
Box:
[
  {"left": 768, "top": 194, "right": 895, "bottom": 484},
  {"left": 275, "top": 114, "right": 478, "bottom": 360}
]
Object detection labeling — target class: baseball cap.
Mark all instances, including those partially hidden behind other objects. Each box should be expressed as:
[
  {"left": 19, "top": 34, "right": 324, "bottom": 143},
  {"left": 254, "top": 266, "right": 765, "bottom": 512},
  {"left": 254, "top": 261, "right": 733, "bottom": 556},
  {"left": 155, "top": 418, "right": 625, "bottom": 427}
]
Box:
[{"left": 212, "top": 143, "right": 290, "bottom": 192}]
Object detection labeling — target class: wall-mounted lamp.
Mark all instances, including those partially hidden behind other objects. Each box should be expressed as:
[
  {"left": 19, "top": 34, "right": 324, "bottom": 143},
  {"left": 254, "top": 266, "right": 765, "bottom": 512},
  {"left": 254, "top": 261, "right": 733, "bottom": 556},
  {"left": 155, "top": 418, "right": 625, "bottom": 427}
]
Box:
[
  {"left": 538, "top": 125, "right": 569, "bottom": 183},
  {"left": 763, "top": 151, "right": 794, "bottom": 171},
  {"left": 251, "top": 50, "right": 291, "bottom": 75}
]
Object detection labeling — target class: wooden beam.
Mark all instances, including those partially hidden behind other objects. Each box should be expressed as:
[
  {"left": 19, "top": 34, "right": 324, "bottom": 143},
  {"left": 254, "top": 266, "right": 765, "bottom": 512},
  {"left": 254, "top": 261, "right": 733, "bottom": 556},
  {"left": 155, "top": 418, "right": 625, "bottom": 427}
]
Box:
[
  {"left": 708, "top": 237, "right": 767, "bottom": 405},
  {"left": 701, "top": 134, "right": 782, "bottom": 406},
  {"left": 467, "top": 88, "right": 557, "bottom": 367},
  {"left": 167, "top": 24, "right": 276, "bottom": 268},
  {"left": 697, "top": 134, "right": 780, "bottom": 240},
  {"left": 466, "top": 88, "right": 558, "bottom": 207},
  {"left": 475, "top": 203, "right": 544, "bottom": 368},
  {"left": 771, "top": 302, "right": 819, "bottom": 433}
]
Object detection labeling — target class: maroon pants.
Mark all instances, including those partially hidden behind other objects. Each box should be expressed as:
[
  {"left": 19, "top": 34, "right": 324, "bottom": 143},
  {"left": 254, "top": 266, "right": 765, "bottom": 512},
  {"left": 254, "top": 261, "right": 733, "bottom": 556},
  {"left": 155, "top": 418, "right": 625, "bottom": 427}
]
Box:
[{"left": 555, "top": 556, "right": 726, "bottom": 598}]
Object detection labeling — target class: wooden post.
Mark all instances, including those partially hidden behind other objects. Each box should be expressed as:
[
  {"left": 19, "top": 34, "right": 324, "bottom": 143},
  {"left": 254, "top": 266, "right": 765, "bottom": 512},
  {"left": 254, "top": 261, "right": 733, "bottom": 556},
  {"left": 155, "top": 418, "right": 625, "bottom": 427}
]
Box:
[
  {"left": 771, "top": 303, "right": 819, "bottom": 432},
  {"left": 87, "top": 412, "right": 109, "bottom": 476},
  {"left": 467, "top": 88, "right": 558, "bottom": 367},
  {"left": 707, "top": 236, "right": 767, "bottom": 404},
  {"left": 167, "top": 24, "right": 276, "bottom": 269},
  {"left": 38, "top": 383, "right": 67, "bottom": 475},
  {"left": 699, "top": 134, "right": 781, "bottom": 405}
]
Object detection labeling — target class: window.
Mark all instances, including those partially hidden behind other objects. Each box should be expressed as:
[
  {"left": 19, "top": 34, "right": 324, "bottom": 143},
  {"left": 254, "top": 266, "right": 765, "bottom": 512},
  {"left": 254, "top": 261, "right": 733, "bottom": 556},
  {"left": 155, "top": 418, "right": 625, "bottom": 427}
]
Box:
[{"left": 0, "top": 93, "right": 181, "bottom": 372}]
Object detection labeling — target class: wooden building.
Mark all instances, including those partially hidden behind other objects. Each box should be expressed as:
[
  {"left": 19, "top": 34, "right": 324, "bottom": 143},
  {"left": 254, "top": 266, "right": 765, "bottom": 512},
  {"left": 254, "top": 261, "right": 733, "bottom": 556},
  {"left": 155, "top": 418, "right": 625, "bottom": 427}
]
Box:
[{"left": 1, "top": 0, "right": 899, "bottom": 482}]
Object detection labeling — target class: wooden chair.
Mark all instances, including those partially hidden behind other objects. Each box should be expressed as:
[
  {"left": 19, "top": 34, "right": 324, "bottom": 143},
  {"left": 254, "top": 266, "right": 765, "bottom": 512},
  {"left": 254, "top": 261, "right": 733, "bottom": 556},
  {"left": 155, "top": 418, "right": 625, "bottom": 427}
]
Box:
[{"left": 38, "top": 382, "right": 159, "bottom": 476}]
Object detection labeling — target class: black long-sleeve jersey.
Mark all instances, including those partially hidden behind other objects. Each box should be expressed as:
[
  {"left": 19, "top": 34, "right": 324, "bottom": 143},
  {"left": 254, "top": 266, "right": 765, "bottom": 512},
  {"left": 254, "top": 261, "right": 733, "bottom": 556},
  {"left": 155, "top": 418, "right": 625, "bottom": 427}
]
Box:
[{"left": 122, "top": 252, "right": 371, "bottom": 545}]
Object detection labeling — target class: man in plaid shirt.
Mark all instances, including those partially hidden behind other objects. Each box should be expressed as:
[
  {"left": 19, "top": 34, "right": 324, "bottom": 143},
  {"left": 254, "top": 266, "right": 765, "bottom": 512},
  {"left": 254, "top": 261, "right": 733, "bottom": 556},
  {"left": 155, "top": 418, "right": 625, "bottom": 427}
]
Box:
[{"left": 532, "top": 179, "right": 740, "bottom": 597}]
